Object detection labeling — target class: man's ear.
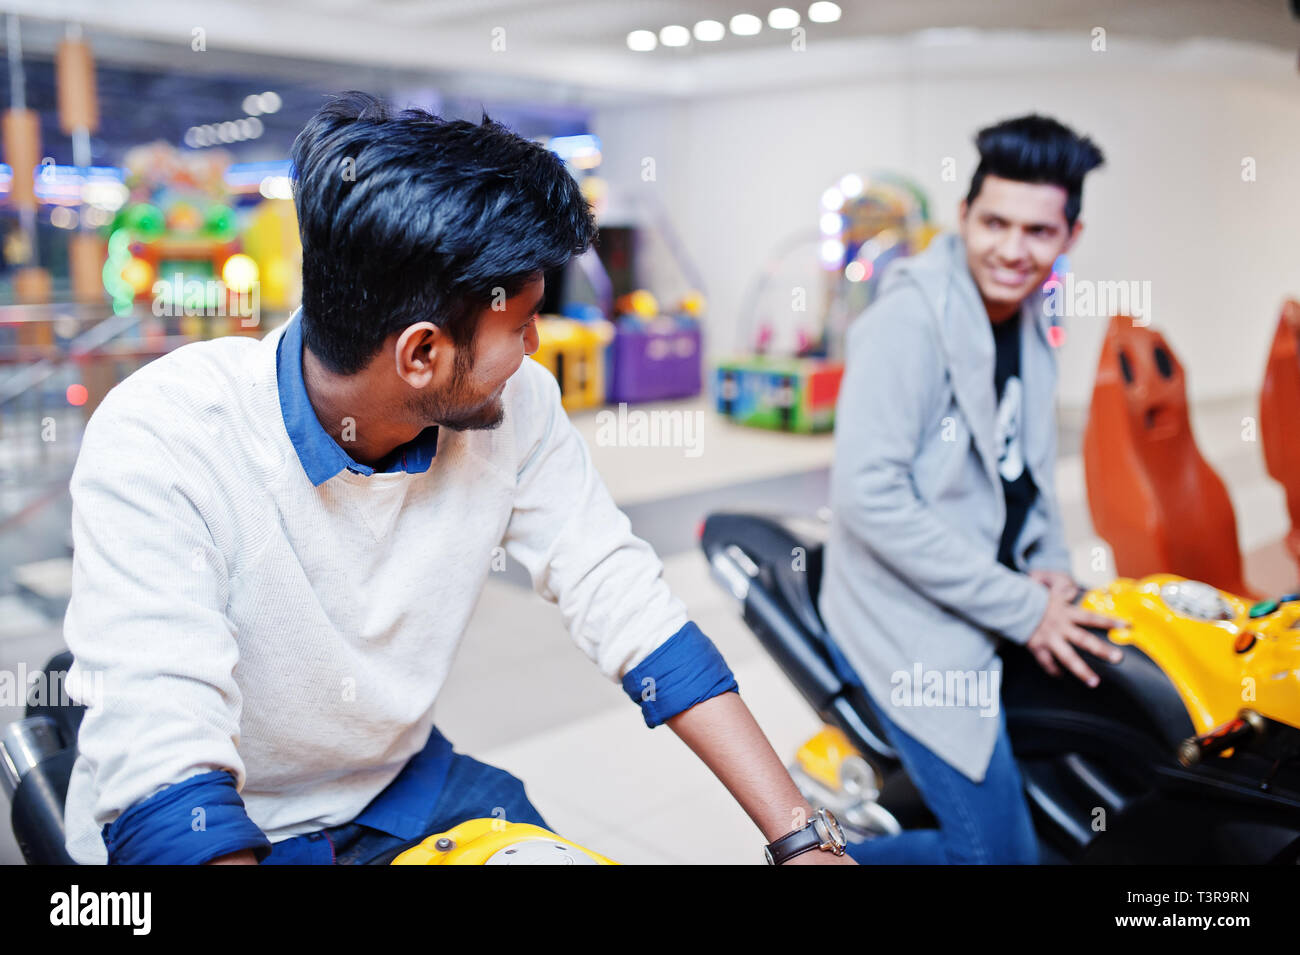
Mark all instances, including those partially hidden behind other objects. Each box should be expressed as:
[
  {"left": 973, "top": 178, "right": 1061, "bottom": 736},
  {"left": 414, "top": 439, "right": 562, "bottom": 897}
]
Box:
[
  {"left": 958, "top": 198, "right": 969, "bottom": 221},
  {"left": 394, "top": 322, "right": 442, "bottom": 389}
]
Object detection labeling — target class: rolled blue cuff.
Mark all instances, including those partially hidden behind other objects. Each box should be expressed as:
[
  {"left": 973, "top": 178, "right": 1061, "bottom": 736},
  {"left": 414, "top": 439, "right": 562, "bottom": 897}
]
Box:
[
  {"left": 102, "top": 770, "right": 273, "bottom": 865},
  {"left": 621, "top": 622, "right": 739, "bottom": 728}
]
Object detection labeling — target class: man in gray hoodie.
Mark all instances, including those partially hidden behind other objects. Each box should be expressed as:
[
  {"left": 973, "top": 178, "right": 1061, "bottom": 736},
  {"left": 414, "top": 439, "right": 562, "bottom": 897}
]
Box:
[{"left": 820, "top": 115, "right": 1123, "bottom": 864}]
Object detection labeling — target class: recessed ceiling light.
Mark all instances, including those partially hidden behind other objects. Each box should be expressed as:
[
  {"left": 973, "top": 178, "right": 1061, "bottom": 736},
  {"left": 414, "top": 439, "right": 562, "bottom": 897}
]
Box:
[
  {"left": 808, "top": 1, "right": 842, "bottom": 24},
  {"left": 694, "top": 19, "right": 726, "bottom": 42},
  {"left": 729, "top": 13, "right": 763, "bottom": 36},
  {"left": 627, "top": 29, "right": 657, "bottom": 52},
  {"left": 660, "top": 24, "right": 691, "bottom": 47},
  {"left": 768, "top": 7, "right": 800, "bottom": 30},
  {"left": 820, "top": 238, "right": 845, "bottom": 266}
]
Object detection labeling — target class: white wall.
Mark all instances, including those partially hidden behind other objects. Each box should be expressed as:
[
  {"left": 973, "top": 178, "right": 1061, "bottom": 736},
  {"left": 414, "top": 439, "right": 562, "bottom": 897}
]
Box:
[{"left": 593, "top": 35, "right": 1300, "bottom": 411}]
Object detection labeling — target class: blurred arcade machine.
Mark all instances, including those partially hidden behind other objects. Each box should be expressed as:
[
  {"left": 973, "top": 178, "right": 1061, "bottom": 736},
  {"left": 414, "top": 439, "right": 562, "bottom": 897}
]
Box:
[
  {"left": 0, "top": 20, "right": 119, "bottom": 617},
  {"left": 531, "top": 134, "right": 705, "bottom": 412},
  {"left": 715, "top": 172, "right": 937, "bottom": 433},
  {"left": 0, "top": 20, "right": 303, "bottom": 621},
  {"left": 105, "top": 144, "right": 300, "bottom": 340}
]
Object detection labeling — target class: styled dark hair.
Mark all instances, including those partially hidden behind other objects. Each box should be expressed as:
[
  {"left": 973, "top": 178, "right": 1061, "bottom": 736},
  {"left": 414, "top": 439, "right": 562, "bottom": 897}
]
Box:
[
  {"left": 965, "top": 114, "right": 1105, "bottom": 227},
  {"left": 290, "top": 91, "right": 596, "bottom": 374}
]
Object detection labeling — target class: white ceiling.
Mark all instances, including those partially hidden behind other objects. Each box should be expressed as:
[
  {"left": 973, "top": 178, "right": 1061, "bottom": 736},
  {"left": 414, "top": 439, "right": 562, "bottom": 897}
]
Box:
[
  {"left": 3, "top": 0, "right": 1298, "bottom": 103},
  {"left": 309, "top": 0, "right": 1299, "bottom": 50}
]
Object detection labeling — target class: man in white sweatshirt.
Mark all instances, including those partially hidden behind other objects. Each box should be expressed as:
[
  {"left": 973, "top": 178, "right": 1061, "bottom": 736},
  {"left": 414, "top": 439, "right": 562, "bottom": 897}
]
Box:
[{"left": 62, "top": 92, "right": 851, "bottom": 866}]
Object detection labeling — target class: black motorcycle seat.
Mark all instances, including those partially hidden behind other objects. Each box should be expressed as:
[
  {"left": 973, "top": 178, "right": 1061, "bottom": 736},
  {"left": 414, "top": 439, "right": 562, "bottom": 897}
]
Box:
[{"left": 701, "top": 512, "right": 830, "bottom": 637}]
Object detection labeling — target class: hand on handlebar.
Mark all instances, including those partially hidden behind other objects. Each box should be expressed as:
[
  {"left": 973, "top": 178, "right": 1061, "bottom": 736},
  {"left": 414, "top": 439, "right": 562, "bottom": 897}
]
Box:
[{"left": 1026, "top": 585, "right": 1126, "bottom": 687}]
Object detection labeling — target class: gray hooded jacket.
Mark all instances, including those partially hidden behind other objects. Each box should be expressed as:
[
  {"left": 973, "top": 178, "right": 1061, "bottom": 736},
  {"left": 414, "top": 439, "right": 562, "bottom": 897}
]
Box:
[{"left": 818, "top": 232, "right": 1070, "bottom": 782}]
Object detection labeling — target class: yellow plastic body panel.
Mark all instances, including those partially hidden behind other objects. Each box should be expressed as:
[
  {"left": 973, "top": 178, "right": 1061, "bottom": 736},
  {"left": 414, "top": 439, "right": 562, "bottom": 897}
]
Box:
[
  {"left": 794, "top": 725, "right": 860, "bottom": 790},
  {"left": 795, "top": 575, "right": 1299, "bottom": 783},
  {"left": 390, "top": 819, "right": 618, "bottom": 865},
  {"left": 1082, "top": 574, "right": 1300, "bottom": 734}
]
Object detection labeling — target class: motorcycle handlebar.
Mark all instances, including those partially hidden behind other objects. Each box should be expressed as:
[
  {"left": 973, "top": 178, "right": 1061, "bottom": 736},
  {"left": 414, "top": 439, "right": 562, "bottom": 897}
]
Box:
[{"left": 1177, "top": 709, "right": 1267, "bottom": 767}]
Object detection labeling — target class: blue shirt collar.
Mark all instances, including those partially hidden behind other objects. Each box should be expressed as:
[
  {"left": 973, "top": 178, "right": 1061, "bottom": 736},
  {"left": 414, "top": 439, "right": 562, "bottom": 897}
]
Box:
[{"left": 276, "top": 309, "right": 439, "bottom": 486}]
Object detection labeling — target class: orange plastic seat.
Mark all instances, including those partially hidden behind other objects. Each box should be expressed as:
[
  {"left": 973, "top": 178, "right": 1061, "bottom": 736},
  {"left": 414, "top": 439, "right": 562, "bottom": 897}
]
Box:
[
  {"left": 1260, "top": 300, "right": 1300, "bottom": 569},
  {"left": 1083, "top": 315, "right": 1252, "bottom": 596}
]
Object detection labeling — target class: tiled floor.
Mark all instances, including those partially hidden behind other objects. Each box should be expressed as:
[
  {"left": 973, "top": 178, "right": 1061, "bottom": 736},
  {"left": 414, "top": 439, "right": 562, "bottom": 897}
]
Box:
[{"left": 0, "top": 392, "right": 1293, "bottom": 864}]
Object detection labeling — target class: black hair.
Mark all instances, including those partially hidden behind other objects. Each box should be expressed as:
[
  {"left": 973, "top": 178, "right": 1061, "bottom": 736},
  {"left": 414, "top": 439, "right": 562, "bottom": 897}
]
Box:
[
  {"left": 965, "top": 114, "right": 1105, "bottom": 227},
  {"left": 290, "top": 91, "right": 596, "bottom": 375}
]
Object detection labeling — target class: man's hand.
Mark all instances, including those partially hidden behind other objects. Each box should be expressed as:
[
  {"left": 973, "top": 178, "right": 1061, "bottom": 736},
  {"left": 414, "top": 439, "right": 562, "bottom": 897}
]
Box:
[
  {"left": 782, "top": 849, "right": 857, "bottom": 865},
  {"left": 1028, "top": 569, "right": 1078, "bottom": 602},
  {"left": 205, "top": 849, "right": 259, "bottom": 865},
  {"left": 1026, "top": 585, "right": 1125, "bottom": 687}
]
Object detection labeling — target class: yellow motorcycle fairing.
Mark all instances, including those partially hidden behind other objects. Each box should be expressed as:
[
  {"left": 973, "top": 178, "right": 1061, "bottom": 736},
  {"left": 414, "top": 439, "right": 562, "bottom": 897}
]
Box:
[
  {"left": 1082, "top": 574, "right": 1300, "bottom": 734},
  {"left": 795, "top": 726, "right": 860, "bottom": 792},
  {"left": 390, "top": 818, "right": 618, "bottom": 866},
  {"left": 794, "top": 575, "right": 1300, "bottom": 794}
]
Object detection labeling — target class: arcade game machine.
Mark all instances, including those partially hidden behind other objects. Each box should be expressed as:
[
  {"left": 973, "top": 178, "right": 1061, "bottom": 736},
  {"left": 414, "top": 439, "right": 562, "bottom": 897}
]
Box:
[
  {"left": 527, "top": 136, "right": 614, "bottom": 412},
  {"left": 530, "top": 306, "right": 615, "bottom": 413},
  {"left": 530, "top": 134, "right": 705, "bottom": 411},
  {"left": 103, "top": 144, "right": 301, "bottom": 339},
  {"left": 597, "top": 232, "right": 704, "bottom": 405},
  {"left": 715, "top": 173, "right": 936, "bottom": 433},
  {"left": 604, "top": 289, "right": 704, "bottom": 405},
  {"left": 221, "top": 159, "right": 303, "bottom": 319}
]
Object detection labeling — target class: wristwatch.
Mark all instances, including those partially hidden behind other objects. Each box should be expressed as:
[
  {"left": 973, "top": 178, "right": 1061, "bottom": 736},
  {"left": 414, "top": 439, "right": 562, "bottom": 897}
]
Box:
[{"left": 764, "top": 808, "right": 847, "bottom": 865}]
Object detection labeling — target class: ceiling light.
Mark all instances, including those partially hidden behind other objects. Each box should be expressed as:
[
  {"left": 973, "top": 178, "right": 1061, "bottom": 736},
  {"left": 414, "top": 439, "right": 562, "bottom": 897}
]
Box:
[
  {"left": 808, "top": 2, "right": 842, "bottom": 24},
  {"left": 730, "top": 14, "right": 763, "bottom": 36},
  {"left": 694, "top": 19, "right": 726, "bottom": 42},
  {"left": 627, "top": 30, "right": 657, "bottom": 52},
  {"left": 820, "top": 239, "right": 845, "bottom": 266},
  {"left": 660, "top": 25, "right": 690, "bottom": 47},
  {"left": 768, "top": 7, "right": 800, "bottom": 30}
]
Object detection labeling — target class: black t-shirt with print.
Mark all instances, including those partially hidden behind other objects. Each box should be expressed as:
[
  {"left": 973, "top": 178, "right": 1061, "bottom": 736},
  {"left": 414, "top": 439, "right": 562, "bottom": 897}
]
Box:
[{"left": 993, "top": 315, "right": 1038, "bottom": 569}]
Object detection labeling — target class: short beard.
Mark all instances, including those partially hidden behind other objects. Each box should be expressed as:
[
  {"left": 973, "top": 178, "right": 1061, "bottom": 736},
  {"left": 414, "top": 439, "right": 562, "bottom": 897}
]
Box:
[{"left": 407, "top": 342, "right": 506, "bottom": 433}]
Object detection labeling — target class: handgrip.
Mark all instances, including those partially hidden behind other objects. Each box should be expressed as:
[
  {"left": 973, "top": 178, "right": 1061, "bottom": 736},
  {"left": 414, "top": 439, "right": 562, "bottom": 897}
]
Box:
[{"left": 1177, "top": 709, "right": 1266, "bottom": 767}]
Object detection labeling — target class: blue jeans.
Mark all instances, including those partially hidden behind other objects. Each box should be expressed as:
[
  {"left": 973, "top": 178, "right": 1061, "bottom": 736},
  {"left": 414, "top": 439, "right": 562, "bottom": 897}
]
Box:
[
  {"left": 264, "top": 750, "right": 550, "bottom": 865},
  {"left": 847, "top": 691, "right": 1039, "bottom": 865}
]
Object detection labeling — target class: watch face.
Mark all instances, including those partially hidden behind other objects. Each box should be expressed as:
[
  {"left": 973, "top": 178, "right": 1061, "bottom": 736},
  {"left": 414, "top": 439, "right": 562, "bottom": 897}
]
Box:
[{"left": 819, "top": 809, "right": 847, "bottom": 849}]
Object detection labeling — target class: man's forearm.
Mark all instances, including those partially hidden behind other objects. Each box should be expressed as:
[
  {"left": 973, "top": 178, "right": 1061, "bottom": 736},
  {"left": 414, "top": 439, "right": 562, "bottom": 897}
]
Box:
[{"left": 665, "top": 691, "right": 812, "bottom": 843}]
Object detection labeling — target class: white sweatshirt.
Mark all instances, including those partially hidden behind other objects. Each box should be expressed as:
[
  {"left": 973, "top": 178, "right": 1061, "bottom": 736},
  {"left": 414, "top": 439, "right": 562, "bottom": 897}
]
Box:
[{"left": 62, "top": 317, "right": 690, "bottom": 864}]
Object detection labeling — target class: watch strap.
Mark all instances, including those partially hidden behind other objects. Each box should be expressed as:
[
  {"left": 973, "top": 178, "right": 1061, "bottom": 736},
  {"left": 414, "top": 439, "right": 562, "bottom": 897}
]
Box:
[{"left": 765, "top": 821, "right": 822, "bottom": 865}]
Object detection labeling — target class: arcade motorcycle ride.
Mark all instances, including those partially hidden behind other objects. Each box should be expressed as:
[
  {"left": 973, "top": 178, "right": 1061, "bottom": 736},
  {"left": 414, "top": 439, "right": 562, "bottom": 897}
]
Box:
[{"left": 701, "top": 511, "right": 1300, "bottom": 864}]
